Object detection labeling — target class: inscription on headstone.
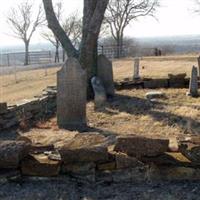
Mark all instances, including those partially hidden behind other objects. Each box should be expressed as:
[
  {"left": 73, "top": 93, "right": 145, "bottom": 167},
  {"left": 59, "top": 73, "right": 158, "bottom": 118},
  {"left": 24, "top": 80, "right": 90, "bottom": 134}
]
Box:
[
  {"left": 133, "top": 57, "right": 140, "bottom": 79},
  {"left": 97, "top": 55, "right": 115, "bottom": 97},
  {"left": 57, "top": 57, "right": 87, "bottom": 130},
  {"left": 91, "top": 77, "right": 107, "bottom": 109},
  {"left": 187, "top": 66, "right": 199, "bottom": 97}
]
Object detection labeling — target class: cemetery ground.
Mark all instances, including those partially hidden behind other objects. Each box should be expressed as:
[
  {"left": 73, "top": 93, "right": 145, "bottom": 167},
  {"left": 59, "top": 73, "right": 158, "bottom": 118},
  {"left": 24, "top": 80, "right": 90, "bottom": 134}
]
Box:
[
  {"left": 0, "top": 54, "right": 200, "bottom": 199},
  {"left": 0, "top": 54, "right": 197, "bottom": 104},
  {"left": 0, "top": 54, "right": 199, "bottom": 139}
]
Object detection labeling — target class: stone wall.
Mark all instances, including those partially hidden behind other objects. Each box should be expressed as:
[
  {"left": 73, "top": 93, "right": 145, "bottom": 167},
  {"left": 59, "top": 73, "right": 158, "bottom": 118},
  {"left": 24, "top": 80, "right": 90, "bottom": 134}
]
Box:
[
  {"left": 115, "top": 78, "right": 192, "bottom": 90},
  {"left": 1, "top": 134, "right": 200, "bottom": 184},
  {"left": 0, "top": 86, "right": 57, "bottom": 132}
]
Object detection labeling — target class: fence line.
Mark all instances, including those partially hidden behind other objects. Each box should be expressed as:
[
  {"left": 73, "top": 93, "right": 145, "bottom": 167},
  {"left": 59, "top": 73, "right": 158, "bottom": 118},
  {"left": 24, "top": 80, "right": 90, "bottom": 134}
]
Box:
[{"left": 0, "top": 50, "right": 64, "bottom": 67}]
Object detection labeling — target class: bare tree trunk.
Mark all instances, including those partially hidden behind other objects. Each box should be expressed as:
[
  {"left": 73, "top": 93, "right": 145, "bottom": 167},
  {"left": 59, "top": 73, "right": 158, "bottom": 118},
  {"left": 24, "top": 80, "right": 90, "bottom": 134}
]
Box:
[
  {"left": 24, "top": 41, "right": 29, "bottom": 65},
  {"left": 43, "top": 0, "right": 109, "bottom": 98},
  {"left": 79, "top": 0, "right": 108, "bottom": 98},
  {"left": 43, "top": 0, "right": 78, "bottom": 58}
]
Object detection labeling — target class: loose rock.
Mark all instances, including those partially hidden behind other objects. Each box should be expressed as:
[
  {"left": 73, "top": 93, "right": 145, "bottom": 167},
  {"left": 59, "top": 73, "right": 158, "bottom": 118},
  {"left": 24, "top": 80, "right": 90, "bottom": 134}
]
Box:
[{"left": 114, "top": 135, "right": 169, "bottom": 158}]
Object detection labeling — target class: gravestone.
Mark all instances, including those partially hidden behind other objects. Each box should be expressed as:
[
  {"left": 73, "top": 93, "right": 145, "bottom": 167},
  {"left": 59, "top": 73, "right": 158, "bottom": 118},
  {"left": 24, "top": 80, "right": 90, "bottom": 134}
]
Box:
[
  {"left": 187, "top": 66, "right": 199, "bottom": 97},
  {"left": 91, "top": 77, "right": 107, "bottom": 109},
  {"left": 133, "top": 57, "right": 140, "bottom": 79},
  {"left": 57, "top": 57, "right": 87, "bottom": 131},
  {"left": 97, "top": 55, "right": 115, "bottom": 97},
  {"left": 197, "top": 56, "right": 200, "bottom": 77}
]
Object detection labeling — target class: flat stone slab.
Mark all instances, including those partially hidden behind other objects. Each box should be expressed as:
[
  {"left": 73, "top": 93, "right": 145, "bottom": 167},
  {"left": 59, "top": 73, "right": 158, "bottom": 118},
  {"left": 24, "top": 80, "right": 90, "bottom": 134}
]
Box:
[
  {"left": 114, "top": 135, "right": 169, "bottom": 158},
  {"left": 179, "top": 136, "right": 200, "bottom": 164},
  {"left": 21, "top": 154, "right": 61, "bottom": 177},
  {"left": 145, "top": 91, "right": 165, "bottom": 99},
  {"left": 0, "top": 141, "right": 30, "bottom": 169},
  {"left": 59, "top": 133, "right": 109, "bottom": 163},
  {"left": 115, "top": 152, "right": 144, "bottom": 169}
]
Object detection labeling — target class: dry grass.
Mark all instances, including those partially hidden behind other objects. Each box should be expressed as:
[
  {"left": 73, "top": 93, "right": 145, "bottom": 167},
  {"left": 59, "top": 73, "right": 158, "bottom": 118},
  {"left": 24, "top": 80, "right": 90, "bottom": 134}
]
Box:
[
  {"left": 20, "top": 88, "right": 200, "bottom": 145},
  {"left": 0, "top": 67, "right": 60, "bottom": 104},
  {"left": 0, "top": 54, "right": 199, "bottom": 104},
  {"left": 113, "top": 56, "right": 197, "bottom": 81},
  {"left": 87, "top": 88, "right": 200, "bottom": 138}
]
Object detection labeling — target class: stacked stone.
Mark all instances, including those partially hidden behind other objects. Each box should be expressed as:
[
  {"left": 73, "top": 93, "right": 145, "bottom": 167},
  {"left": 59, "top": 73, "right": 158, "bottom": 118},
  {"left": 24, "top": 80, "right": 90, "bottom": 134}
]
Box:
[
  {"left": 0, "top": 103, "right": 18, "bottom": 130},
  {"left": 1, "top": 134, "right": 200, "bottom": 183},
  {"left": 0, "top": 86, "right": 57, "bottom": 132},
  {"left": 42, "top": 86, "right": 57, "bottom": 115},
  {"left": 168, "top": 73, "right": 187, "bottom": 88}
]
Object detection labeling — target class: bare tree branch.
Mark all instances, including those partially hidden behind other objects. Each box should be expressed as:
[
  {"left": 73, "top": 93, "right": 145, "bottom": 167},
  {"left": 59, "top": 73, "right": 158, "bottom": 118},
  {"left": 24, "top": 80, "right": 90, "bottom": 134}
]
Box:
[
  {"left": 105, "top": 0, "right": 159, "bottom": 57},
  {"left": 7, "top": 0, "right": 44, "bottom": 65},
  {"left": 62, "top": 12, "right": 82, "bottom": 48},
  {"left": 42, "top": 0, "right": 78, "bottom": 58}
]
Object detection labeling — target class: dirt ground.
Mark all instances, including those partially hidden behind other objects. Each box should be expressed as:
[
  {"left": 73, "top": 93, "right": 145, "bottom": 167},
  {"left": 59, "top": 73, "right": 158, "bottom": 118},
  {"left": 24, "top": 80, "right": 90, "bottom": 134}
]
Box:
[
  {"left": 0, "top": 178, "right": 200, "bottom": 200},
  {"left": 0, "top": 55, "right": 198, "bottom": 104}
]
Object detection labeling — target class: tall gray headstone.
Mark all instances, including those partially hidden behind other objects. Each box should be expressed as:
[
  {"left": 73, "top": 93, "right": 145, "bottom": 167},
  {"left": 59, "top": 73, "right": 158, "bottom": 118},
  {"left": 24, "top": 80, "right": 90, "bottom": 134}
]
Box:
[
  {"left": 133, "top": 57, "right": 140, "bottom": 79},
  {"left": 187, "top": 66, "right": 199, "bottom": 97},
  {"left": 91, "top": 77, "right": 107, "bottom": 109},
  {"left": 97, "top": 55, "right": 115, "bottom": 97},
  {"left": 57, "top": 57, "right": 87, "bottom": 131}
]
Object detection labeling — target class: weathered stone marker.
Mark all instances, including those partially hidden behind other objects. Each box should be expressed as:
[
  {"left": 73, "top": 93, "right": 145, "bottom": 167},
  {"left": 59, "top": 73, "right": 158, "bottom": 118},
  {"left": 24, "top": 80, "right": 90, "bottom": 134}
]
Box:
[
  {"left": 187, "top": 66, "right": 199, "bottom": 97},
  {"left": 197, "top": 56, "right": 200, "bottom": 77},
  {"left": 57, "top": 57, "right": 87, "bottom": 131},
  {"left": 97, "top": 54, "right": 115, "bottom": 97},
  {"left": 91, "top": 77, "right": 107, "bottom": 109},
  {"left": 133, "top": 57, "right": 140, "bottom": 80}
]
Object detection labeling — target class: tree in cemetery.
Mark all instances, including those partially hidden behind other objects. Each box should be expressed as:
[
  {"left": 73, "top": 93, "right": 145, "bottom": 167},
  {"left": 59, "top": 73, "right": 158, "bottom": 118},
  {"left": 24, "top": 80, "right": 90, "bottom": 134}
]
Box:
[
  {"left": 62, "top": 12, "right": 82, "bottom": 61},
  {"left": 42, "top": 1, "right": 63, "bottom": 63},
  {"left": 43, "top": 0, "right": 109, "bottom": 97},
  {"left": 63, "top": 12, "right": 82, "bottom": 48},
  {"left": 42, "top": 1, "right": 82, "bottom": 63},
  {"left": 7, "top": 0, "right": 44, "bottom": 65},
  {"left": 105, "top": 0, "right": 159, "bottom": 58}
]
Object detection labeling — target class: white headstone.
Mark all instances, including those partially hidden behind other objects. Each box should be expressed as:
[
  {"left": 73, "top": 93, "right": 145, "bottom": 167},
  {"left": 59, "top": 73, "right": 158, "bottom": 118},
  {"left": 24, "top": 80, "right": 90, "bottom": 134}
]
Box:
[{"left": 91, "top": 77, "right": 107, "bottom": 109}]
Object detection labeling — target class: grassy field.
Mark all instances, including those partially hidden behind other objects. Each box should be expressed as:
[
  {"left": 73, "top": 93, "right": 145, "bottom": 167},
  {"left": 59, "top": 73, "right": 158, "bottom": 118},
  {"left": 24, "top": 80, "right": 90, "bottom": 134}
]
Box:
[{"left": 0, "top": 55, "right": 199, "bottom": 104}]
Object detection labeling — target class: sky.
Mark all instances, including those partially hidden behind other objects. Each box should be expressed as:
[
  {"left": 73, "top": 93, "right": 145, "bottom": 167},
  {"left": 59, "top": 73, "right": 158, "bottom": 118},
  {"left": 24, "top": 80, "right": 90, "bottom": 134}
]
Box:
[{"left": 0, "top": 0, "right": 199, "bottom": 47}]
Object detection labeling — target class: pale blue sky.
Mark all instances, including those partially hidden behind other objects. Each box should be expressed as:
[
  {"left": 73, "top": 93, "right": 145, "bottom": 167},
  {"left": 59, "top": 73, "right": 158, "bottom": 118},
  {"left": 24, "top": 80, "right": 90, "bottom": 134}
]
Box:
[{"left": 0, "top": 0, "right": 199, "bottom": 46}]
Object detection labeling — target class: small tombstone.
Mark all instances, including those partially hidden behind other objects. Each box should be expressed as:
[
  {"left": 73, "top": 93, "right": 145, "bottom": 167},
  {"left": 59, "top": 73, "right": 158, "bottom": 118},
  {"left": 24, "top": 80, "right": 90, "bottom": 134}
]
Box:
[
  {"left": 197, "top": 56, "right": 200, "bottom": 77},
  {"left": 57, "top": 57, "right": 87, "bottom": 131},
  {"left": 91, "top": 77, "right": 107, "bottom": 109},
  {"left": 187, "top": 66, "right": 199, "bottom": 97},
  {"left": 133, "top": 57, "right": 140, "bottom": 80},
  {"left": 97, "top": 54, "right": 115, "bottom": 97}
]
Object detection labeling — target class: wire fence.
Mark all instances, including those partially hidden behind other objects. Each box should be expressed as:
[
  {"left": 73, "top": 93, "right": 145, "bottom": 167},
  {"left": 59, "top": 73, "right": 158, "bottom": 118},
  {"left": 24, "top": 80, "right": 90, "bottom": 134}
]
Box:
[
  {"left": 98, "top": 45, "right": 159, "bottom": 59},
  {"left": 0, "top": 50, "right": 65, "bottom": 67}
]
